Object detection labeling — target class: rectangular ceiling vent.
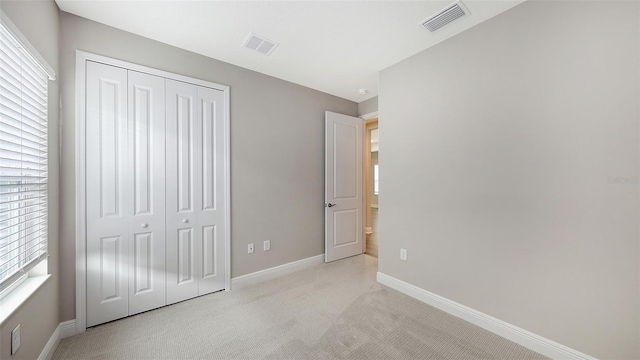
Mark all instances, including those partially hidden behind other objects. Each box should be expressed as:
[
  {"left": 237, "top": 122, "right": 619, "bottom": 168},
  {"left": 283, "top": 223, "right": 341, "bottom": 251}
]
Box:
[
  {"left": 419, "top": 1, "right": 470, "bottom": 33},
  {"left": 242, "top": 32, "right": 279, "bottom": 56}
]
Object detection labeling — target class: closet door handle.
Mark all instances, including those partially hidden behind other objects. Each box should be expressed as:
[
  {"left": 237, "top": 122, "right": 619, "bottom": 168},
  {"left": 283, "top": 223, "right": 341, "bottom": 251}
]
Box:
[
  {"left": 182, "top": 219, "right": 189, "bottom": 224},
  {"left": 141, "top": 223, "right": 148, "bottom": 228}
]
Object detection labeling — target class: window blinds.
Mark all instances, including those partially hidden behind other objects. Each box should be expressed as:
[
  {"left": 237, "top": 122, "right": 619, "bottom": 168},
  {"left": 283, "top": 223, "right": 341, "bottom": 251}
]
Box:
[{"left": 0, "top": 22, "right": 48, "bottom": 290}]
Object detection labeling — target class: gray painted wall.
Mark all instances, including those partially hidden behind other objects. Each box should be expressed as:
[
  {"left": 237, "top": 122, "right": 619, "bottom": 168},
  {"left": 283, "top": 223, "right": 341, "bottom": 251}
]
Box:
[
  {"left": 59, "top": 12, "right": 357, "bottom": 322},
  {"left": 358, "top": 96, "right": 378, "bottom": 117},
  {"left": 378, "top": 1, "right": 639, "bottom": 359},
  {"left": 0, "top": 1, "right": 61, "bottom": 359}
]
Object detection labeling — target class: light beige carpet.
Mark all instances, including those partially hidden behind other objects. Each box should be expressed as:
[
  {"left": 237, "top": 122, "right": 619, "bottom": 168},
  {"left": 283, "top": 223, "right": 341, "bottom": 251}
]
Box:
[{"left": 54, "top": 255, "right": 547, "bottom": 360}]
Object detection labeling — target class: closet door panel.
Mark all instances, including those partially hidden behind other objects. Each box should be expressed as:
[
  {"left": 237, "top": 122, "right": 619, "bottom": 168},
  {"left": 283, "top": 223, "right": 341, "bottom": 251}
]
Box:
[
  {"left": 86, "top": 61, "right": 129, "bottom": 327},
  {"left": 197, "top": 86, "right": 226, "bottom": 295},
  {"left": 127, "top": 70, "right": 167, "bottom": 315},
  {"left": 166, "top": 79, "right": 200, "bottom": 304}
]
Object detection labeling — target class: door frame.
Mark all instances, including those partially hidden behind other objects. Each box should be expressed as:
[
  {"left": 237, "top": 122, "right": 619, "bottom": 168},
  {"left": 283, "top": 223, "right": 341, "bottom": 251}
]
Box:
[
  {"left": 360, "top": 111, "right": 378, "bottom": 254},
  {"left": 364, "top": 118, "right": 378, "bottom": 253},
  {"left": 74, "top": 51, "right": 231, "bottom": 334}
]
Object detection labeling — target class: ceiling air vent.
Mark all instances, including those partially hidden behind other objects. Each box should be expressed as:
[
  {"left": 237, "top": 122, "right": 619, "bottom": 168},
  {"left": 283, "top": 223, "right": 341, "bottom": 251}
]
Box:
[
  {"left": 419, "top": 1, "right": 470, "bottom": 33},
  {"left": 242, "top": 32, "right": 279, "bottom": 56}
]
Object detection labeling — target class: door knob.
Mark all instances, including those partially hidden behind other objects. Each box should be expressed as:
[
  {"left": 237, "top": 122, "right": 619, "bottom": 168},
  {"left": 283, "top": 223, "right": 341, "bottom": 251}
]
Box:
[
  {"left": 182, "top": 219, "right": 189, "bottom": 223},
  {"left": 326, "top": 203, "right": 337, "bottom": 208},
  {"left": 141, "top": 223, "right": 148, "bottom": 228}
]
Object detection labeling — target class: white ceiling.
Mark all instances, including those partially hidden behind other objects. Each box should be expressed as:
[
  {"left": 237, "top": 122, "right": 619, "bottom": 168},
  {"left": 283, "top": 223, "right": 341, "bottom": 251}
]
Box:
[{"left": 55, "top": 0, "right": 524, "bottom": 102}]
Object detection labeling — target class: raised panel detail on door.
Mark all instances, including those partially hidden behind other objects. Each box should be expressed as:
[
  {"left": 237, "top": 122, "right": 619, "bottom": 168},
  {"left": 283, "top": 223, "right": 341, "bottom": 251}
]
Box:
[
  {"left": 86, "top": 61, "right": 129, "bottom": 327},
  {"left": 177, "top": 95, "right": 193, "bottom": 212},
  {"left": 128, "top": 70, "right": 166, "bottom": 316},
  {"left": 196, "top": 86, "right": 226, "bottom": 295},
  {"left": 202, "top": 225, "right": 216, "bottom": 278},
  {"left": 99, "top": 236, "right": 123, "bottom": 302},
  {"left": 166, "top": 79, "right": 199, "bottom": 304},
  {"left": 133, "top": 86, "right": 151, "bottom": 215},
  {"left": 133, "top": 233, "right": 152, "bottom": 294},
  {"left": 177, "top": 228, "right": 194, "bottom": 284},
  {"left": 99, "top": 80, "right": 122, "bottom": 218},
  {"left": 333, "top": 122, "right": 358, "bottom": 200},
  {"left": 333, "top": 209, "right": 358, "bottom": 247},
  {"left": 202, "top": 98, "right": 216, "bottom": 210}
]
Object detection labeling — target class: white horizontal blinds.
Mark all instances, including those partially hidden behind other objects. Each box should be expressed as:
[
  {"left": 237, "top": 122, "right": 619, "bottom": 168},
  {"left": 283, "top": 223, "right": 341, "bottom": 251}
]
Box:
[{"left": 0, "top": 22, "right": 48, "bottom": 290}]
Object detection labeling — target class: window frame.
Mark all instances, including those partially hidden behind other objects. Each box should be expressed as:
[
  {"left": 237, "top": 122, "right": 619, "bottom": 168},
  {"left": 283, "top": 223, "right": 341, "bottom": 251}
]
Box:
[{"left": 0, "top": 10, "right": 55, "bottom": 298}]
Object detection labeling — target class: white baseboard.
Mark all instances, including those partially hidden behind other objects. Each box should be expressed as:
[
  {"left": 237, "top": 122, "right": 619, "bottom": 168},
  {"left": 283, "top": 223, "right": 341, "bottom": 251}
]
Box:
[
  {"left": 231, "top": 254, "right": 324, "bottom": 289},
  {"left": 37, "top": 320, "right": 76, "bottom": 360},
  {"left": 37, "top": 323, "right": 60, "bottom": 360},
  {"left": 376, "top": 272, "right": 597, "bottom": 360},
  {"left": 59, "top": 320, "right": 76, "bottom": 339}
]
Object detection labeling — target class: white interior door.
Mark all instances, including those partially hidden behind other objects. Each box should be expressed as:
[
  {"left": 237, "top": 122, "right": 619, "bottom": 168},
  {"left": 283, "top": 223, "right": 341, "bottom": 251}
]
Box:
[
  {"left": 127, "top": 70, "right": 166, "bottom": 315},
  {"left": 196, "top": 86, "right": 226, "bottom": 295},
  {"left": 86, "top": 61, "right": 129, "bottom": 326},
  {"left": 81, "top": 54, "right": 230, "bottom": 330},
  {"left": 166, "top": 79, "right": 199, "bottom": 304},
  {"left": 325, "top": 111, "right": 363, "bottom": 262},
  {"left": 165, "top": 80, "right": 226, "bottom": 304}
]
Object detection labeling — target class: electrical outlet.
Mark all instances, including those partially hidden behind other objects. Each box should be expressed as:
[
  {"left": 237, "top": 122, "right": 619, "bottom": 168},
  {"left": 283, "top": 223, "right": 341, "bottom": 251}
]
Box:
[
  {"left": 248, "top": 243, "right": 254, "bottom": 254},
  {"left": 263, "top": 240, "right": 271, "bottom": 251},
  {"left": 11, "top": 324, "right": 20, "bottom": 355},
  {"left": 400, "top": 248, "right": 407, "bottom": 261}
]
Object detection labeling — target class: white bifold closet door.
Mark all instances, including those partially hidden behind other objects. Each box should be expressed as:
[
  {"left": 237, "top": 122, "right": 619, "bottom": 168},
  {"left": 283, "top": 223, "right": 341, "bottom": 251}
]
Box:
[
  {"left": 86, "top": 62, "right": 166, "bottom": 326},
  {"left": 165, "top": 79, "right": 226, "bottom": 305},
  {"left": 86, "top": 61, "right": 226, "bottom": 327},
  {"left": 86, "top": 62, "right": 128, "bottom": 327},
  {"left": 126, "top": 70, "right": 166, "bottom": 316}
]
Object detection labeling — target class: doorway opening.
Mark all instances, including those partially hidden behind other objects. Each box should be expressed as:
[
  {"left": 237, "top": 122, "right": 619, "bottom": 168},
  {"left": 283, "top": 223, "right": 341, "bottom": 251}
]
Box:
[{"left": 364, "top": 118, "right": 379, "bottom": 258}]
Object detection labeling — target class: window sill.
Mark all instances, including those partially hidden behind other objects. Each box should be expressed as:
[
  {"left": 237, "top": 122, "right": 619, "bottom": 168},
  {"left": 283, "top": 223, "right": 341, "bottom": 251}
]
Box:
[{"left": 0, "top": 274, "right": 50, "bottom": 325}]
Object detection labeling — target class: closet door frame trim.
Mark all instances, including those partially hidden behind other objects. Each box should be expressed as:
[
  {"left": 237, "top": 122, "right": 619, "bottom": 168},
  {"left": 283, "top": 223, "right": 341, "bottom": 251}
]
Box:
[{"left": 75, "top": 51, "right": 231, "bottom": 334}]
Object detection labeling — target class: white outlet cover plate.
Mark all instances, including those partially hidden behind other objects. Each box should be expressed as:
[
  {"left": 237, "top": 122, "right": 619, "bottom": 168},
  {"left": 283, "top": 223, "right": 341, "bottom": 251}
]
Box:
[
  {"left": 400, "top": 248, "right": 407, "bottom": 261},
  {"left": 11, "top": 324, "right": 20, "bottom": 355},
  {"left": 263, "top": 240, "right": 271, "bottom": 251},
  {"left": 248, "top": 243, "right": 254, "bottom": 254}
]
